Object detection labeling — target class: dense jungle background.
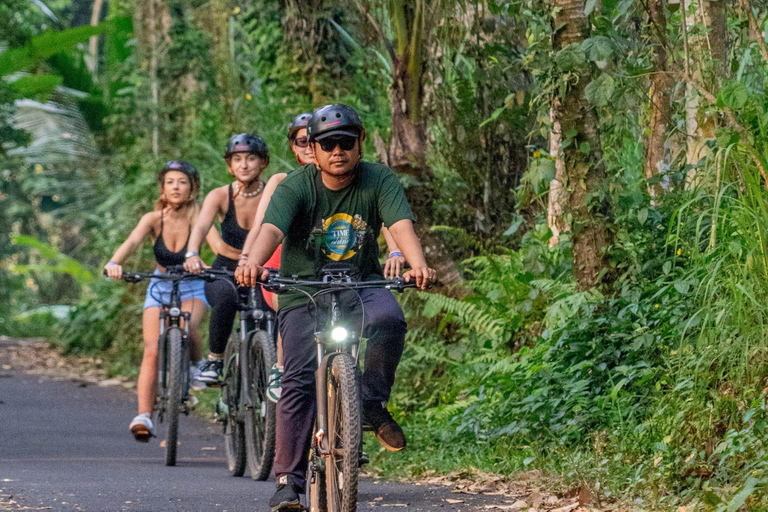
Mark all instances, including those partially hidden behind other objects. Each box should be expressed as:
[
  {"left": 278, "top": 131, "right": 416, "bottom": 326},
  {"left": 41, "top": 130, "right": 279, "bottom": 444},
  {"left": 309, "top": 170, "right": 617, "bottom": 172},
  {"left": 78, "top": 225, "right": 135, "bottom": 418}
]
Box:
[{"left": 5, "top": 0, "right": 768, "bottom": 508}]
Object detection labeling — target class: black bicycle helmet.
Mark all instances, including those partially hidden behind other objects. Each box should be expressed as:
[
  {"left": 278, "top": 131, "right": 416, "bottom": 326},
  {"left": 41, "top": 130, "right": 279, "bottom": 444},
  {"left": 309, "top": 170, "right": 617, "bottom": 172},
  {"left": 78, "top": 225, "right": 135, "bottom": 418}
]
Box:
[
  {"left": 158, "top": 160, "right": 200, "bottom": 199},
  {"left": 307, "top": 104, "right": 364, "bottom": 142},
  {"left": 224, "top": 133, "right": 269, "bottom": 159},
  {"left": 288, "top": 113, "right": 312, "bottom": 140}
]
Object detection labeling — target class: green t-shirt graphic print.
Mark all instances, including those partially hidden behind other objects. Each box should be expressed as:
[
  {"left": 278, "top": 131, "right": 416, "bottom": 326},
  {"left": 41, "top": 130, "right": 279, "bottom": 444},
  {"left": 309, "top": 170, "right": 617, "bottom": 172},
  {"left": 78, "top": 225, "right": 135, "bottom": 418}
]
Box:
[{"left": 262, "top": 162, "right": 415, "bottom": 311}]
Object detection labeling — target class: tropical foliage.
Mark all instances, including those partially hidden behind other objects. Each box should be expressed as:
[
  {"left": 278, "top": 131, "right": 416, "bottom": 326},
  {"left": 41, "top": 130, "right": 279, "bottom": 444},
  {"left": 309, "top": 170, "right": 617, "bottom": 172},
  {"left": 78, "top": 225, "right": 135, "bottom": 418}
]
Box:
[{"left": 5, "top": 0, "right": 768, "bottom": 508}]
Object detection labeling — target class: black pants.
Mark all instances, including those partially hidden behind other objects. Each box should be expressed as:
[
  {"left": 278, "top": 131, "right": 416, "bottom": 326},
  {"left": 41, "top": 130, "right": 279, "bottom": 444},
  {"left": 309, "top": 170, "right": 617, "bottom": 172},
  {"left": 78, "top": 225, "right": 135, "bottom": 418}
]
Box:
[
  {"left": 273, "top": 288, "right": 407, "bottom": 489},
  {"left": 205, "top": 256, "right": 239, "bottom": 355}
]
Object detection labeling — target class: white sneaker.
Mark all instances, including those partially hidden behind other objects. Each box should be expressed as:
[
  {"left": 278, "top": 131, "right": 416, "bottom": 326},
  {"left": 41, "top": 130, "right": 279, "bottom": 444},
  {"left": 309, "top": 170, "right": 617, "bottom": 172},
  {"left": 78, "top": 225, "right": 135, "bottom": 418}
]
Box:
[
  {"left": 189, "top": 359, "right": 207, "bottom": 391},
  {"left": 129, "top": 413, "right": 154, "bottom": 442}
]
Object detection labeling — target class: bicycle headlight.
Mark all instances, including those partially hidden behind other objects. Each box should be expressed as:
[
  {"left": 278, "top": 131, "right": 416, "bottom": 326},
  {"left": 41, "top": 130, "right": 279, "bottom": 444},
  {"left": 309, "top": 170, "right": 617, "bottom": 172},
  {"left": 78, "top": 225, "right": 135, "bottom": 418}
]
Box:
[
  {"left": 169, "top": 307, "right": 181, "bottom": 317},
  {"left": 330, "top": 327, "right": 348, "bottom": 342}
]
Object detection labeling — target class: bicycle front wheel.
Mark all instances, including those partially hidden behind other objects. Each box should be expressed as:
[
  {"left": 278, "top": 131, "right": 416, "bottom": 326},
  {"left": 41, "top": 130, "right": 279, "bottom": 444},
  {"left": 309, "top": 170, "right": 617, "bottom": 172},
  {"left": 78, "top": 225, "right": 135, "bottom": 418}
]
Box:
[
  {"left": 325, "top": 354, "right": 361, "bottom": 512},
  {"left": 244, "top": 329, "right": 277, "bottom": 480},
  {"left": 223, "top": 333, "right": 246, "bottom": 476},
  {"left": 164, "top": 326, "right": 184, "bottom": 467}
]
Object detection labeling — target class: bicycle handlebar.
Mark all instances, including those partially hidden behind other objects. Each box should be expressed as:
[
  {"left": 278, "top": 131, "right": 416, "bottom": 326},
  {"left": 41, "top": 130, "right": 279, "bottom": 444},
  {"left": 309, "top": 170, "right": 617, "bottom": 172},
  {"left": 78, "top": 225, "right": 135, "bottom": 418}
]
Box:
[
  {"left": 261, "top": 273, "right": 417, "bottom": 293},
  {"left": 104, "top": 266, "right": 234, "bottom": 283}
]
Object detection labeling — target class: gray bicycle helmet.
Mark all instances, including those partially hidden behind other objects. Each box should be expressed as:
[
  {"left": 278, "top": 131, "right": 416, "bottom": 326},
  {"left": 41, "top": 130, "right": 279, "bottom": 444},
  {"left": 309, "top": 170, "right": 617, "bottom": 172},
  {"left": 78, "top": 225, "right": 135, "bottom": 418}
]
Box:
[
  {"left": 307, "top": 104, "right": 363, "bottom": 142},
  {"left": 288, "top": 113, "right": 312, "bottom": 140},
  {"left": 224, "top": 133, "right": 269, "bottom": 159}
]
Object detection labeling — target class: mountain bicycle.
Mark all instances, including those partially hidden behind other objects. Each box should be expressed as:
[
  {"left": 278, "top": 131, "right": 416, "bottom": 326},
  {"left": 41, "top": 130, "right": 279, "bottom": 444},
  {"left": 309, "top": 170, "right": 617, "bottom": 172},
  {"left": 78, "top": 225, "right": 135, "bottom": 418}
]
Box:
[
  {"left": 262, "top": 266, "right": 415, "bottom": 512},
  {"left": 113, "top": 265, "right": 204, "bottom": 466},
  {"left": 210, "top": 271, "right": 278, "bottom": 480}
]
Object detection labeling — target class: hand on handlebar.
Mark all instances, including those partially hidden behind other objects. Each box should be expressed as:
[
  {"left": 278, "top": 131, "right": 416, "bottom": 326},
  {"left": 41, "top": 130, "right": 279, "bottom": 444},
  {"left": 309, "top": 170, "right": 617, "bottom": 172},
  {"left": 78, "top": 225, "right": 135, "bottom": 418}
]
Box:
[
  {"left": 104, "top": 262, "right": 123, "bottom": 280},
  {"left": 383, "top": 255, "right": 406, "bottom": 279},
  {"left": 402, "top": 266, "right": 436, "bottom": 290},
  {"left": 236, "top": 263, "right": 269, "bottom": 288},
  {"left": 183, "top": 255, "right": 208, "bottom": 274}
]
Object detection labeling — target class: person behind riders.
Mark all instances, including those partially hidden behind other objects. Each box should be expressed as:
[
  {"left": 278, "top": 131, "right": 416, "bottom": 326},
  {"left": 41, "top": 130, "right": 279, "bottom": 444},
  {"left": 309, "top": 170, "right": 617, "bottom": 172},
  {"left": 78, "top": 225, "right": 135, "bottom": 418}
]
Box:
[
  {"left": 236, "top": 104, "right": 436, "bottom": 511},
  {"left": 105, "top": 161, "right": 219, "bottom": 441},
  {"left": 184, "top": 133, "right": 271, "bottom": 384},
  {"left": 235, "top": 113, "right": 407, "bottom": 403}
]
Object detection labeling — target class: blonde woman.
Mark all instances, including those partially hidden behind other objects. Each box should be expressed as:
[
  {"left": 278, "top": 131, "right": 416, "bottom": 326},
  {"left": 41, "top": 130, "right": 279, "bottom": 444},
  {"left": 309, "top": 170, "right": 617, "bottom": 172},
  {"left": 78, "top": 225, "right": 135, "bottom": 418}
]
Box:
[{"left": 105, "top": 161, "right": 221, "bottom": 441}]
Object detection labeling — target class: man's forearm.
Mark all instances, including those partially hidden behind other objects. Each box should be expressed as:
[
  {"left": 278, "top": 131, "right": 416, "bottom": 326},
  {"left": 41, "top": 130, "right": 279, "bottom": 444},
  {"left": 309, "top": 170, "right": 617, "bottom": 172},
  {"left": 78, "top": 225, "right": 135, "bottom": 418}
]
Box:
[{"left": 387, "top": 219, "right": 427, "bottom": 268}]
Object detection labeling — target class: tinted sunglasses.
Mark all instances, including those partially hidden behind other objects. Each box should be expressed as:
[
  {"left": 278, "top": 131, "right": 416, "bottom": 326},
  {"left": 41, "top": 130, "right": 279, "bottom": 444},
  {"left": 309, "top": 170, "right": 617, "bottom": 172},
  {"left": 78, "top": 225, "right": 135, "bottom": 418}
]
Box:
[
  {"left": 317, "top": 136, "right": 357, "bottom": 152},
  {"left": 292, "top": 136, "right": 309, "bottom": 148}
]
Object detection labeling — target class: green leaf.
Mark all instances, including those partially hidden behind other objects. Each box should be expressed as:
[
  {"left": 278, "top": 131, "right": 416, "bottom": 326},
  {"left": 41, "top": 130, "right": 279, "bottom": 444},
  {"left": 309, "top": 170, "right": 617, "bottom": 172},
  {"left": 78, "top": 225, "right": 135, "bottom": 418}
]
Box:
[
  {"left": 582, "top": 36, "right": 613, "bottom": 61},
  {"left": 10, "top": 234, "right": 94, "bottom": 285},
  {"left": 637, "top": 208, "right": 648, "bottom": 224},
  {"left": 554, "top": 43, "right": 586, "bottom": 72},
  {"left": 0, "top": 23, "right": 110, "bottom": 76},
  {"left": 503, "top": 214, "right": 525, "bottom": 236},
  {"left": 10, "top": 74, "right": 63, "bottom": 100},
  {"left": 565, "top": 129, "right": 578, "bottom": 138},
  {"left": 584, "top": 0, "right": 598, "bottom": 15},
  {"left": 615, "top": 0, "right": 634, "bottom": 15},
  {"left": 674, "top": 281, "right": 690, "bottom": 294},
  {"left": 663, "top": 261, "right": 672, "bottom": 275},
  {"left": 726, "top": 477, "right": 756, "bottom": 512},
  {"left": 480, "top": 106, "right": 507, "bottom": 128},
  {"left": 585, "top": 74, "right": 616, "bottom": 107},
  {"left": 524, "top": 157, "right": 557, "bottom": 194},
  {"left": 579, "top": 142, "right": 591, "bottom": 154},
  {"left": 717, "top": 81, "right": 749, "bottom": 110}
]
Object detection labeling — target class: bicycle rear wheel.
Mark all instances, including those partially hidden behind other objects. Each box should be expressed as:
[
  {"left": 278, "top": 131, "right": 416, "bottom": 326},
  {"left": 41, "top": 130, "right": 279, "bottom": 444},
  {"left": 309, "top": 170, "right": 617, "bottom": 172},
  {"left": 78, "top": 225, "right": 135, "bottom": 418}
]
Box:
[
  {"left": 164, "top": 326, "right": 184, "bottom": 467},
  {"left": 243, "top": 329, "right": 277, "bottom": 480},
  {"left": 223, "top": 333, "right": 246, "bottom": 476},
  {"left": 325, "top": 354, "right": 361, "bottom": 512}
]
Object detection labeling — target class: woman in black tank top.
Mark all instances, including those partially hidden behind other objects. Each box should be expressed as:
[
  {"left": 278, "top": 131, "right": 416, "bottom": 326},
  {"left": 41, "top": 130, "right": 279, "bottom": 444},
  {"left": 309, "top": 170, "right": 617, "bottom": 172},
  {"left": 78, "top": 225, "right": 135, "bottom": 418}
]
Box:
[
  {"left": 104, "top": 161, "right": 224, "bottom": 441},
  {"left": 184, "top": 134, "right": 272, "bottom": 383}
]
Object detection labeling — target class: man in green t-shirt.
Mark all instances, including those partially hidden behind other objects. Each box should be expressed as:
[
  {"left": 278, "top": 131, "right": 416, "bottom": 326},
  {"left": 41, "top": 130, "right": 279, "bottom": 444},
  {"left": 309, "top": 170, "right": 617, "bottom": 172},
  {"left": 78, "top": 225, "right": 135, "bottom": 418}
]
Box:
[{"left": 238, "top": 104, "right": 435, "bottom": 511}]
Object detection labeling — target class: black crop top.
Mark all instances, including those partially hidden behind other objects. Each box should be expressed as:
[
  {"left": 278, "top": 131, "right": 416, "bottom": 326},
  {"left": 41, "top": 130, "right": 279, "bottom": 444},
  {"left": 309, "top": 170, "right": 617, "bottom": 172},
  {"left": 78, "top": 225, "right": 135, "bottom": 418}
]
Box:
[
  {"left": 220, "top": 184, "right": 249, "bottom": 251},
  {"left": 153, "top": 211, "right": 190, "bottom": 268}
]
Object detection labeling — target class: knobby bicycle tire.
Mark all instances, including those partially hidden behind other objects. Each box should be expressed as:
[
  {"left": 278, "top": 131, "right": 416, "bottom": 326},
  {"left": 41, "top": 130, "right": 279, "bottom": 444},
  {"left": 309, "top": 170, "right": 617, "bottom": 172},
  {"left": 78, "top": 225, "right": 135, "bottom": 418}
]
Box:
[
  {"left": 164, "top": 326, "right": 184, "bottom": 467},
  {"left": 326, "top": 354, "right": 360, "bottom": 512},
  {"left": 244, "top": 329, "right": 277, "bottom": 480},
  {"left": 223, "top": 333, "right": 247, "bottom": 476}
]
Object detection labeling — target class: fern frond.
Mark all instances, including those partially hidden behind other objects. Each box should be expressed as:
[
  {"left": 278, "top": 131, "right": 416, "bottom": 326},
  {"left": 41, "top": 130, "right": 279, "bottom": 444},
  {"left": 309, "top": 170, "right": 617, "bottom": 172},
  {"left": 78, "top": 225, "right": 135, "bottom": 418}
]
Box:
[{"left": 418, "top": 291, "right": 509, "bottom": 343}]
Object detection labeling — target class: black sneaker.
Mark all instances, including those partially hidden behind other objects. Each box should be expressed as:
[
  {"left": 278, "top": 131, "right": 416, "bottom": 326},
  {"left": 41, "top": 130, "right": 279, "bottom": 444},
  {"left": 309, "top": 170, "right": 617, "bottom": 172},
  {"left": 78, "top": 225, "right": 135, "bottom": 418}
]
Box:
[
  {"left": 362, "top": 400, "right": 406, "bottom": 451},
  {"left": 197, "top": 358, "right": 223, "bottom": 384},
  {"left": 268, "top": 476, "right": 304, "bottom": 511}
]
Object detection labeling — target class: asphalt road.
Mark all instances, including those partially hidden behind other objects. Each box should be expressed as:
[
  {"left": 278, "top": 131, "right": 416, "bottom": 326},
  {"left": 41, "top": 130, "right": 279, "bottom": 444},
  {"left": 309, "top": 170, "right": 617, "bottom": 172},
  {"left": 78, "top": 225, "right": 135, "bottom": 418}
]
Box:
[{"left": 0, "top": 344, "right": 496, "bottom": 512}]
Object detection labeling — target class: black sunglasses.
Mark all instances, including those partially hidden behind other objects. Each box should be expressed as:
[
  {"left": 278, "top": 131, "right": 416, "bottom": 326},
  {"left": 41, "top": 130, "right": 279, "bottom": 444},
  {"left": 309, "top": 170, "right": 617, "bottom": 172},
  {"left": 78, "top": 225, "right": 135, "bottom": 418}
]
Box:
[
  {"left": 317, "top": 136, "right": 357, "bottom": 152},
  {"left": 292, "top": 136, "right": 309, "bottom": 148}
]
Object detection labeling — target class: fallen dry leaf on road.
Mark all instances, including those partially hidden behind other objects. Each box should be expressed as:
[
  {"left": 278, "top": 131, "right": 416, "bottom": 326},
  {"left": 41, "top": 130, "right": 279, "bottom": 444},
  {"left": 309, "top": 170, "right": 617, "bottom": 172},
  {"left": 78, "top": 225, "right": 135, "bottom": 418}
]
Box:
[
  {"left": 551, "top": 504, "right": 579, "bottom": 512},
  {"left": 445, "top": 498, "right": 465, "bottom": 504}
]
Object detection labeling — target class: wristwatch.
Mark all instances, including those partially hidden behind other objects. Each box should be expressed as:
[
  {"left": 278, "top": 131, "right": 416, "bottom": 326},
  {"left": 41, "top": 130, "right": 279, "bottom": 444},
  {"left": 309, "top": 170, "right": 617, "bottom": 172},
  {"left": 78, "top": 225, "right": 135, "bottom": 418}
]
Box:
[{"left": 184, "top": 251, "right": 199, "bottom": 260}]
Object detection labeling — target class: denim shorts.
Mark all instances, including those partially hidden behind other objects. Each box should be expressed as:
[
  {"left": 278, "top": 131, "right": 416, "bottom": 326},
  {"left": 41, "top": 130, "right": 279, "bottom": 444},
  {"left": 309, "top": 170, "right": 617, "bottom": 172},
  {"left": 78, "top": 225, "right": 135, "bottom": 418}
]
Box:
[{"left": 143, "top": 268, "right": 210, "bottom": 310}]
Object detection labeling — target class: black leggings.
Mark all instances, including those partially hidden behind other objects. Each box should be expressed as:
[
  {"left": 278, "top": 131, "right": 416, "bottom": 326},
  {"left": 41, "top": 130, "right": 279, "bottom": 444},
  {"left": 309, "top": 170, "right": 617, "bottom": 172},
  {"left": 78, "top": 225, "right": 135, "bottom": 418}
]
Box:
[
  {"left": 205, "top": 256, "right": 239, "bottom": 354},
  {"left": 205, "top": 255, "right": 273, "bottom": 355}
]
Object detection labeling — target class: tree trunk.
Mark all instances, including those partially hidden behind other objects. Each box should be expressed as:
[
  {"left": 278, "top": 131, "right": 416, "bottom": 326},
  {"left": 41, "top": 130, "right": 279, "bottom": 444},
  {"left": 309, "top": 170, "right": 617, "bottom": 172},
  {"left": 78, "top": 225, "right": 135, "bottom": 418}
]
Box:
[
  {"left": 385, "top": 1, "right": 463, "bottom": 286},
  {"left": 87, "top": 0, "right": 105, "bottom": 75},
  {"left": 548, "top": 105, "right": 569, "bottom": 246},
  {"left": 550, "top": 0, "right": 613, "bottom": 290},
  {"left": 645, "top": 0, "right": 671, "bottom": 200},
  {"left": 389, "top": 54, "right": 463, "bottom": 286},
  {"left": 683, "top": 0, "right": 726, "bottom": 176}
]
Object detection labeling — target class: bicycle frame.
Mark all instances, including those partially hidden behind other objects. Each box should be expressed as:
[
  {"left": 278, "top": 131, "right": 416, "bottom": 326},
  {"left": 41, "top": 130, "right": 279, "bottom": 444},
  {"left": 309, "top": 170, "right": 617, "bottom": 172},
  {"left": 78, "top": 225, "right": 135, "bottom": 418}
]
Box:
[
  {"left": 313, "top": 287, "right": 359, "bottom": 456},
  {"left": 237, "top": 287, "right": 275, "bottom": 411},
  {"left": 156, "top": 280, "right": 191, "bottom": 405}
]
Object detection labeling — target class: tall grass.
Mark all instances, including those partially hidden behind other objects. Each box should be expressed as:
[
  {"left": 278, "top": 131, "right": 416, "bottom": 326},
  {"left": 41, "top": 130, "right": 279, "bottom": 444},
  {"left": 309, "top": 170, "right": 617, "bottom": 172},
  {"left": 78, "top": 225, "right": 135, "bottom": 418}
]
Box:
[{"left": 382, "top": 143, "right": 768, "bottom": 508}]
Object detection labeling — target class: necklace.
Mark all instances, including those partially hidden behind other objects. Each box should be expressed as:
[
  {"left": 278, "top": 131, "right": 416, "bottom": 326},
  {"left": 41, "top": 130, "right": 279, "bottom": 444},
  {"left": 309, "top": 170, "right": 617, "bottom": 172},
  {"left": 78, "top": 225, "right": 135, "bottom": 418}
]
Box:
[{"left": 234, "top": 180, "right": 264, "bottom": 198}]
